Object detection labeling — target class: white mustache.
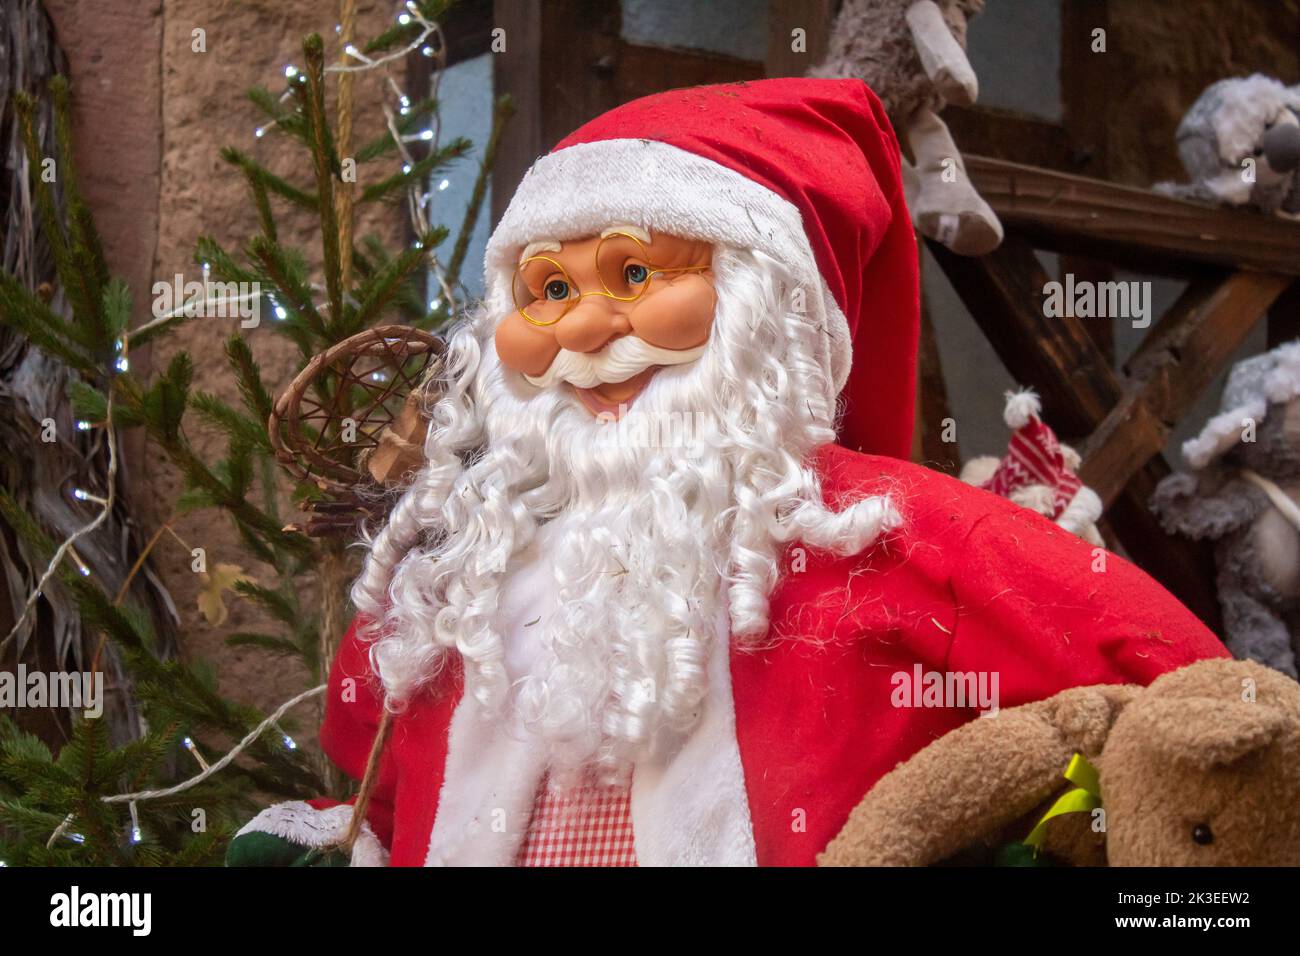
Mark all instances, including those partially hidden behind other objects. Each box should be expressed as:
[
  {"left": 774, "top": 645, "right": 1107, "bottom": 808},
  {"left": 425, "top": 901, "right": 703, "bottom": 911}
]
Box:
[{"left": 523, "top": 336, "right": 707, "bottom": 389}]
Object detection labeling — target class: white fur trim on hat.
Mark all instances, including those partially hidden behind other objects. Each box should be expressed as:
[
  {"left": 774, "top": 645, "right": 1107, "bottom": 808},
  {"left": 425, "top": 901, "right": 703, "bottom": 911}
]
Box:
[
  {"left": 484, "top": 138, "right": 853, "bottom": 392},
  {"left": 1003, "top": 388, "right": 1042, "bottom": 429},
  {"left": 236, "top": 800, "right": 389, "bottom": 867},
  {"left": 1182, "top": 398, "right": 1266, "bottom": 469}
]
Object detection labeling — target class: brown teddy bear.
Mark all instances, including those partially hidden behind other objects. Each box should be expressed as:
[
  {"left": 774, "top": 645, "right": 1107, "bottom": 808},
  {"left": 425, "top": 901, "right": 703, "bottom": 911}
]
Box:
[{"left": 819, "top": 658, "right": 1300, "bottom": 866}]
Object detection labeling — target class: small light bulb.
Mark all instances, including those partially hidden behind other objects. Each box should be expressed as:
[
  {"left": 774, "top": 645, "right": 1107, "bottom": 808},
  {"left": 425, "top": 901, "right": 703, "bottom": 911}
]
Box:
[
  {"left": 284, "top": 65, "right": 297, "bottom": 78},
  {"left": 344, "top": 44, "right": 358, "bottom": 57},
  {"left": 73, "top": 488, "right": 89, "bottom": 501},
  {"left": 421, "top": 46, "right": 434, "bottom": 57},
  {"left": 282, "top": 734, "right": 297, "bottom": 751},
  {"left": 275, "top": 305, "right": 287, "bottom": 320},
  {"left": 69, "top": 833, "right": 85, "bottom": 844},
  {"left": 419, "top": 129, "right": 433, "bottom": 141},
  {"left": 183, "top": 736, "right": 194, "bottom": 748},
  {"left": 115, "top": 356, "right": 129, "bottom": 372},
  {"left": 438, "top": 178, "right": 450, "bottom": 191},
  {"left": 402, "top": 163, "right": 412, "bottom": 174},
  {"left": 398, "top": 13, "right": 411, "bottom": 24},
  {"left": 254, "top": 127, "right": 265, "bottom": 138},
  {"left": 76, "top": 420, "right": 91, "bottom": 431}
]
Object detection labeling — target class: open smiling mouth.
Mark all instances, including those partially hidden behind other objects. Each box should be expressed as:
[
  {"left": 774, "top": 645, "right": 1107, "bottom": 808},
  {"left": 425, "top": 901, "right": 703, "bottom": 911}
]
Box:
[{"left": 572, "top": 366, "right": 660, "bottom": 418}]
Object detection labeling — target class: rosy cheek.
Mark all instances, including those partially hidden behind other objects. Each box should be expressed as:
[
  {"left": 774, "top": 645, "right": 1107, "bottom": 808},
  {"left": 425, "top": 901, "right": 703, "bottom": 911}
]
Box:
[
  {"left": 627, "top": 276, "right": 716, "bottom": 350},
  {"left": 494, "top": 312, "right": 561, "bottom": 377}
]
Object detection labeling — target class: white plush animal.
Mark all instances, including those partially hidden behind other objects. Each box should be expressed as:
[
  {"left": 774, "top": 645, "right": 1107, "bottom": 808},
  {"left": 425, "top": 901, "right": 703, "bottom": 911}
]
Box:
[{"left": 1157, "top": 74, "right": 1300, "bottom": 215}]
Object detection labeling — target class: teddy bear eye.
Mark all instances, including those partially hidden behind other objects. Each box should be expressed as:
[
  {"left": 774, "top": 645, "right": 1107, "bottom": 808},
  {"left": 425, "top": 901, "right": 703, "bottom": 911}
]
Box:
[{"left": 1191, "top": 823, "right": 1214, "bottom": 846}]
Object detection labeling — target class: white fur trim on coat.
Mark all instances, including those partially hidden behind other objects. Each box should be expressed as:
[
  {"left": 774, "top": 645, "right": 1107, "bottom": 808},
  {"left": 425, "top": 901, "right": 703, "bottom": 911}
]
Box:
[
  {"left": 236, "top": 800, "right": 389, "bottom": 867},
  {"left": 422, "top": 526, "right": 757, "bottom": 866},
  {"left": 1182, "top": 399, "right": 1266, "bottom": 469},
  {"left": 1056, "top": 486, "right": 1103, "bottom": 537},
  {"left": 484, "top": 138, "right": 853, "bottom": 393}
]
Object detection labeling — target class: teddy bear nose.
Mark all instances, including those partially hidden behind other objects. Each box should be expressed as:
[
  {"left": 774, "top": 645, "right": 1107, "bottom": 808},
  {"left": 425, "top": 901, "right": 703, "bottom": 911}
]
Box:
[{"left": 1263, "top": 122, "right": 1300, "bottom": 173}]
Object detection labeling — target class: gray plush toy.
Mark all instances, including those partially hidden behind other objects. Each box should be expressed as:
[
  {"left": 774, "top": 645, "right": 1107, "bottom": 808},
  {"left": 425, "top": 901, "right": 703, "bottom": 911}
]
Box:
[
  {"left": 810, "top": 0, "right": 1002, "bottom": 256},
  {"left": 1151, "top": 342, "right": 1300, "bottom": 678},
  {"left": 1156, "top": 74, "right": 1300, "bottom": 215}
]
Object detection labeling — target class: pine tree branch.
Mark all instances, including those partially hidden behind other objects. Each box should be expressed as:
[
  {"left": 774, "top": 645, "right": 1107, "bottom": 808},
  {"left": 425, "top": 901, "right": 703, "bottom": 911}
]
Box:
[
  {"left": 359, "top": 137, "right": 470, "bottom": 205},
  {"left": 300, "top": 35, "right": 344, "bottom": 327}
]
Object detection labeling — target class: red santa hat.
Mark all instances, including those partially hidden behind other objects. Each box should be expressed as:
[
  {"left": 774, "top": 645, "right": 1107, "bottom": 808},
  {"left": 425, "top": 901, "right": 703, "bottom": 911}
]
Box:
[
  {"left": 979, "top": 389, "right": 1103, "bottom": 534},
  {"left": 484, "top": 78, "right": 920, "bottom": 460}
]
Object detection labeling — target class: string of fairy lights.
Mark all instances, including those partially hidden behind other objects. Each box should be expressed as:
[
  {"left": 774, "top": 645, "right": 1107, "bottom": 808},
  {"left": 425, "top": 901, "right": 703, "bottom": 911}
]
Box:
[{"left": 5, "top": 0, "right": 459, "bottom": 857}]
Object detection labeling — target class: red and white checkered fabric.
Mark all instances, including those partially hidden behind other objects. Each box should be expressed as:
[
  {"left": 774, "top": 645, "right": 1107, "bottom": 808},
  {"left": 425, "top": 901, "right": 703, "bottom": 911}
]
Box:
[{"left": 516, "top": 772, "right": 638, "bottom": 867}]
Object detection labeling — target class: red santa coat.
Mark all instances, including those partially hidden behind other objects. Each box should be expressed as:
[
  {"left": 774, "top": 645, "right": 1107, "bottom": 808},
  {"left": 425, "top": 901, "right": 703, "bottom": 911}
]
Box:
[{"left": 315, "top": 445, "right": 1227, "bottom": 866}]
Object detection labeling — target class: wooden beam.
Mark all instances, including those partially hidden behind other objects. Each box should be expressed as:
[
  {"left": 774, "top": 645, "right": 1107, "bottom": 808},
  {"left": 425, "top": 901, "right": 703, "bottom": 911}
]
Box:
[
  {"left": 440, "top": 0, "right": 494, "bottom": 68},
  {"left": 944, "top": 106, "right": 1073, "bottom": 172},
  {"left": 927, "top": 235, "right": 1222, "bottom": 628},
  {"left": 967, "top": 155, "right": 1300, "bottom": 279},
  {"left": 1059, "top": 0, "right": 1111, "bottom": 179},
  {"left": 765, "top": 0, "right": 834, "bottom": 77},
  {"left": 1267, "top": 279, "right": 1300, "bottom": 348},
  {"left": 614, "top": 43, "right": 762, "bottom": 103},
  {"left": 1080, "top": 272, "right": 1291, "bottom": 505},
  {"left": 925, "top": 234, "right": 1115, "bottom": 437},
  {"left": 490, "top": 0, "right": 542, "bottom": 224}
]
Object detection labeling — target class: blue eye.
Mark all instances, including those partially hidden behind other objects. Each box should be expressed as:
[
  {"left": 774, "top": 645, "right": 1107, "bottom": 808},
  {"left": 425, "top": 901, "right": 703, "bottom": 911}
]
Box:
[
  {"left": 544, "top": 279, "right": 570, "bottom": 301},
  {"left": 624, "top": 263, "right": 649, "bottom": 285}
]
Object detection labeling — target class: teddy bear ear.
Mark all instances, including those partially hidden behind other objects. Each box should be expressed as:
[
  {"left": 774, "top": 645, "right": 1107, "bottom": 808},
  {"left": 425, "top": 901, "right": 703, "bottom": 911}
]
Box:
[{"left": 1130, "top": 697, "right": 1287, "bottom": 770}]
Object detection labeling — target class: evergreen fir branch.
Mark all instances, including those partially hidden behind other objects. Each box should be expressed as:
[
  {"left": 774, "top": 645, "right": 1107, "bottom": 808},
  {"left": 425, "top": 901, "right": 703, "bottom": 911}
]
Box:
[
  {"left": 100, "top": 278, "right": 132, "bottom": 342},
  {"left": 221, "top": 147, "right": 318, "bottom": 213},
  {"left": 247, "top": 236, "right": 328, "bottom": 336},
  {"left": 299, "top": 35, "right": 344, "bottom": 325},
  {"left": 13, "top": 92, "right": 98, "bottom": 338},
  {"left": 245, "top": 86, "right": 310, "bottom": 143},
  {"left": 193, "top": 236, "right": 263, "bottom": 288},
  {"left": 231, "top": 580, "right": 297, "bottom": 626},
  {"left": 226, "top": 436, "right": 254, "bottom": 500},
  {"left": 359, "top": 137, "right": 471, "bottom": 205},
  {"left": 349, "top": 228, "right": 446, "bottom": 335},
  {"left": 224, "top": 335, "right": 275, "bottom": 426},
  {"left": 0, "top": 273, "right": 94, "bottom": 368},
  {"left": 12, "top": 92, "right": 84, "bottom": 327},
  {"left": 191, "top": 391, "right": 271, "bottom": 453},
  {"left": 225, "top": 632, "right": 302, "bottom": 657},
  {"left": 141, "top": 352, "right": 193, "bottom": 442},
  {"left": 52, "top": 79, "right": 110, "bottom": 331},
  {"left": 0, "top": 798, "right": 70, "bottom": 837},
  {"left": 354, "top": 97, "right": 439, "bottom": 162},
  {"left": 362, "top": 0, "right": 452, "bottom": 54},
  {"left": 233, "top": 513, "right": 278, "bottom": 567}
]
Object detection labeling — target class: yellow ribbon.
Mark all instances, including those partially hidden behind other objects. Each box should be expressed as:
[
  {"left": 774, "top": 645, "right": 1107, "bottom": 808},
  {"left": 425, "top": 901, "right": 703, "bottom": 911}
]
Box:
[{"left": 1023, "top": 752, "right": 1101, "bottom": 850}]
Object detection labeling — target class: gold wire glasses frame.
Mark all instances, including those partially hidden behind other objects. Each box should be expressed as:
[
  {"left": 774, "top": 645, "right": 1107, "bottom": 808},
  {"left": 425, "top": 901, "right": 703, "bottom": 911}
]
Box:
[{"left": 511, "top": 231, "right": 711, "bottom": 327}]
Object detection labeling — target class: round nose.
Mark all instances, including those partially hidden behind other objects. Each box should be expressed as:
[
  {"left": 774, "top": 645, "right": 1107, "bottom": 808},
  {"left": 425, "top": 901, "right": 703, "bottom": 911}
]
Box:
[
  {"left": 1263, "top": 121, "right": 1300, "bottom": 173},
  {"left": 553, "top": 297, "right": 632, "bottom": 353}
]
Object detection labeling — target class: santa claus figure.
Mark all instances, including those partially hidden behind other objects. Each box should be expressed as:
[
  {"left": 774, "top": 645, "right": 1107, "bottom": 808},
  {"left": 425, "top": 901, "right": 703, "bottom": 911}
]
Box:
[{"left": 229, "top": 78, "right": 1226, "bottom": 867}]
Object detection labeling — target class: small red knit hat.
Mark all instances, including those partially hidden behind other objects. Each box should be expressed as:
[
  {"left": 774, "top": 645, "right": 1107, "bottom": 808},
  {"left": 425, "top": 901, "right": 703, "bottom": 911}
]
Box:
[
  {"left": 979, "top": 389, "right": 1101, "bottom": 530},
  {"left": 484, "top": 78, "right": 920, "bottom": 460}
]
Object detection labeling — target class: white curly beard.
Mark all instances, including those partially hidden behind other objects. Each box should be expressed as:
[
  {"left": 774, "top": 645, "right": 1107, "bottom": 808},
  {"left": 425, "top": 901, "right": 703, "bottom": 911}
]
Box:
[{"left": 350, "top": 246, "right": 901, "bottom": 780}]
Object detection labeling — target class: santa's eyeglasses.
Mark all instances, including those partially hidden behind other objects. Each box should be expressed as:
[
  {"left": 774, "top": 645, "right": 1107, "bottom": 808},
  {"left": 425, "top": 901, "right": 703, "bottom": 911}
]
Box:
[{"left": 511, "top": 231, "right": 710, "bottom": 328}]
